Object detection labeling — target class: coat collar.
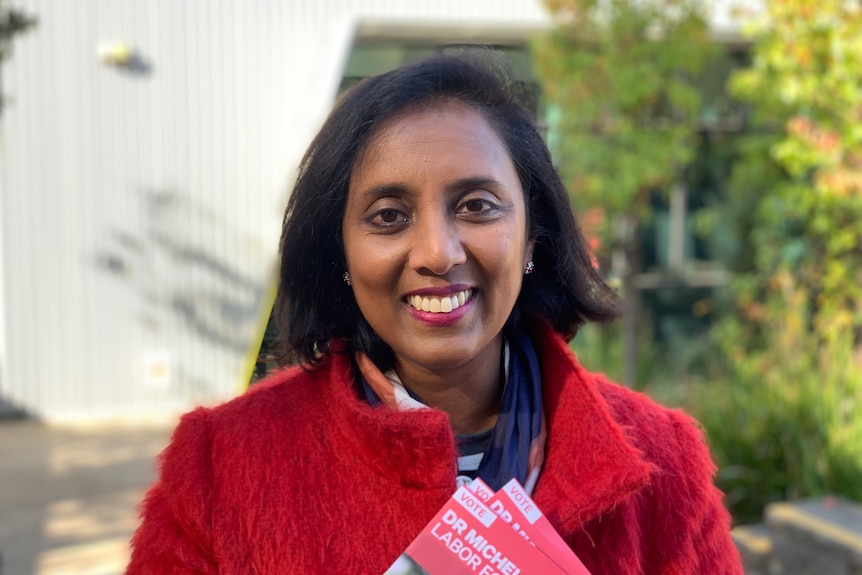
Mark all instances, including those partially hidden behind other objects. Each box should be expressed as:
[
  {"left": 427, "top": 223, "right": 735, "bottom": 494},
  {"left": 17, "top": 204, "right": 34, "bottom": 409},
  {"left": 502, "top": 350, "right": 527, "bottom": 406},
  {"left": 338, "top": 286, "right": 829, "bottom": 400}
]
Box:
[
  {"left": 531, "top": 324, "right": 653, "bottom": 537},
  {"left": 321, "top": 323, "right": 652, "bottom": 537}
]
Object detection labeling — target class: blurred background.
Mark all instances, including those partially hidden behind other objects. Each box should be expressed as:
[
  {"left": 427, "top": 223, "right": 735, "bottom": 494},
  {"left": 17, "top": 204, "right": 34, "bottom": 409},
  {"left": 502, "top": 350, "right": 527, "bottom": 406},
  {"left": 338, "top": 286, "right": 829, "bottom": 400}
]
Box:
[{"left": 0, "top": 0, "right": 859, "bottom": 573}]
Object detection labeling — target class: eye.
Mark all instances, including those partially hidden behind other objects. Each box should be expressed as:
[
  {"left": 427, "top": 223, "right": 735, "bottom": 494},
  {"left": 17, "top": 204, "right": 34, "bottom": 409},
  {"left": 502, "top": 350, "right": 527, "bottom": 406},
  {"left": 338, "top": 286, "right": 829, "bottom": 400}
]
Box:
[
  {"left": 456, "top": 197, "right": 498, "bottom": 217},
  {"left": 464, "top": 200, "right": 489, "bottom": 212},
  {"left": 369, "top": 208, "right": 409, "bottom": 227}
]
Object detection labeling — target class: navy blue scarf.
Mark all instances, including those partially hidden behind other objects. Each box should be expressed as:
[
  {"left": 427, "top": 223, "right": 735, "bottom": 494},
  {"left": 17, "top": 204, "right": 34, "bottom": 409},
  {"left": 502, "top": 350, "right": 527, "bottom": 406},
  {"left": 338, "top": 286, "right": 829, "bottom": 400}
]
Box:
[{"left": 355, "top": 329, "right": 546, "bottom": 494}]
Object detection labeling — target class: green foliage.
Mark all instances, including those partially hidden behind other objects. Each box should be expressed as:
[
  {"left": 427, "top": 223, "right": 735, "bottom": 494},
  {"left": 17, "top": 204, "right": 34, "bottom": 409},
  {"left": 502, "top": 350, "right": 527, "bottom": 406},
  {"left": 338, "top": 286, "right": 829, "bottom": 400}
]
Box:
[
  {"left": 724, "top": 0, "right": 862, "bottom": 343},
  {"left": 688, "top": 277, "right": 862, "bottom": 523},
  {"left": 570, "top": 324, "right": 623, "bottom": 382},
  {"left": 571, "top": 319, "right": 694, "bottom": 395},
  {"left": 533, "top": 0, "right": 716, "bottom": 220},
  {"left": 690, "top": 0, "right": 862, "bottom": 520},
  {"left": 537, "top": 0, "right": 862, "bottom": 523}
]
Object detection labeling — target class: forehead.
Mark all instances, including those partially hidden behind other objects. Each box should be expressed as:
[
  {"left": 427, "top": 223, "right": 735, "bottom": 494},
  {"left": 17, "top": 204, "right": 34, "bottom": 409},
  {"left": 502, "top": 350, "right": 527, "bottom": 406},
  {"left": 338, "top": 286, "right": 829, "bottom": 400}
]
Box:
[{"left": 351, "top": 101, "right": 514, "bottom": 181}]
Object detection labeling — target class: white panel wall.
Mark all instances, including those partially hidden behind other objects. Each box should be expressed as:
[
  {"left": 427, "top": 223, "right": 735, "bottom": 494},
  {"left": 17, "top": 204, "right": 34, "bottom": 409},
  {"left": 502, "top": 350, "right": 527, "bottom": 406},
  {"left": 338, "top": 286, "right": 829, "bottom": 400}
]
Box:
[{"left": 0, "top": 0, "right": 550, "bottom": 421}]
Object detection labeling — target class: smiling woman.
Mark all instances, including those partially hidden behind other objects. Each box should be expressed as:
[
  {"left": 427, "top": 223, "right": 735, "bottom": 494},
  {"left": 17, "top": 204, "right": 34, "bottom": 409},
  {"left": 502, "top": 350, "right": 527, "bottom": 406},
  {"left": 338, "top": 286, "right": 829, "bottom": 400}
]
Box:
[
  {"left": 127, "top": 51, "right": 743, "bottom": 575},
  {"left": 343, "top": 101, "right": 533, "bottom": 435}
]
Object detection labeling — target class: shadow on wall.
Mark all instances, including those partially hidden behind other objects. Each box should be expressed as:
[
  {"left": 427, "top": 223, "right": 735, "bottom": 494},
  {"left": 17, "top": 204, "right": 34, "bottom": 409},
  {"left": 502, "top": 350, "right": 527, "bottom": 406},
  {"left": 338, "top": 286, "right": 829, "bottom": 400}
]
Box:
[
  {"left": 0, "top": 393, "right": 23, "bottom": 419},
  {"left": 93, "top": 188, "right": 264, "bottom": 356},
  {"left": 0, "top": 363, "right": 25, "bottom": 417}
]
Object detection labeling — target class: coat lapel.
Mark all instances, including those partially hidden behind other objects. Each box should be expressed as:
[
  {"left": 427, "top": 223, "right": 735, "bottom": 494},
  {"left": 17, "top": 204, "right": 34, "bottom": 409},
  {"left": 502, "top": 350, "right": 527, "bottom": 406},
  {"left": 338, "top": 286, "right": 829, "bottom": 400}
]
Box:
[
  {"left": 531, "top": 325, "right": 653, "bottom": 538},
  {"left": 325, "top": 351, "right": 458, "bottom": 492},
  {"left": 325, "top": 326, "right": 653, "bottom": 542}
]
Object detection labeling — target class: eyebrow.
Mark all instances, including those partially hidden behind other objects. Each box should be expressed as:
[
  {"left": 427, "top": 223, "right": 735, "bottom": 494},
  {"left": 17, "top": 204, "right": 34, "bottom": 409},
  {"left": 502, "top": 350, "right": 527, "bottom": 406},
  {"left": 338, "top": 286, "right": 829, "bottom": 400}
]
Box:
[{"left": 356, "top": 176, "right": 505, "bottom": 201}]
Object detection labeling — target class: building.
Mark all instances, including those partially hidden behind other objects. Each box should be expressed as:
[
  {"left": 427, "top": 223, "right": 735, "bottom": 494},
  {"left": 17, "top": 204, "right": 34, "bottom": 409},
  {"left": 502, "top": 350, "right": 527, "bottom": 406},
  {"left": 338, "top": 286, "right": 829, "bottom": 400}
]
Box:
[{"left": 0, "top": 0, "right": 752, "bottom": 421}]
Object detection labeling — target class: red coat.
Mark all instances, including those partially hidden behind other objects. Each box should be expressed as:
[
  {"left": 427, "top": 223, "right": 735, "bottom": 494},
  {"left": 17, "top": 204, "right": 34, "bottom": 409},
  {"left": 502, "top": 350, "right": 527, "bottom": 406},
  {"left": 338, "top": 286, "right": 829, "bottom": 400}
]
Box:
[{"left": 128, "top": 325, "right": 742, "bottom": 574}]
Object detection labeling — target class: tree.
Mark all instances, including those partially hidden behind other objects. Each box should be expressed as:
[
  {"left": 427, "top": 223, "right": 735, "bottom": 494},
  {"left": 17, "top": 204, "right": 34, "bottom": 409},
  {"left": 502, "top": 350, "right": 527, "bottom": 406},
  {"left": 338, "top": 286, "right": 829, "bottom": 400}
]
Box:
[
  {"left": 533, "top": 0, "right": 716, "bottom": 386},
  {"left": 726, "top": 0, "right": 862, "bottom": 353},
  {"left": 689, "top": 0, "right": 862, "bottom": 520}
]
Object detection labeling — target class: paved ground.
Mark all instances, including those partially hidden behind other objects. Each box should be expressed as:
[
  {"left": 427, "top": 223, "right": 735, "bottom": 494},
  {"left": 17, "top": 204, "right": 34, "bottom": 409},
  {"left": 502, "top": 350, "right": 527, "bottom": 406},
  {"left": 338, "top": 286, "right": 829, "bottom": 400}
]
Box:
[{"left": 0, "top": 418, "right": 173, "bottom": 575}]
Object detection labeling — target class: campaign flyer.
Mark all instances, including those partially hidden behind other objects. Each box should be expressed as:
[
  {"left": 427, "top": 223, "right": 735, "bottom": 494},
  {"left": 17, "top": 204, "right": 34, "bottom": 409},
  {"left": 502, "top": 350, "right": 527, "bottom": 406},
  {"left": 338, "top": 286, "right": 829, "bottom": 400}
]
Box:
[
  {"left": 385, "top": 485, "right": 570, "bottom": 575},
  {"left": 485, "top": 479, "right": 592, "bottom": 575}
]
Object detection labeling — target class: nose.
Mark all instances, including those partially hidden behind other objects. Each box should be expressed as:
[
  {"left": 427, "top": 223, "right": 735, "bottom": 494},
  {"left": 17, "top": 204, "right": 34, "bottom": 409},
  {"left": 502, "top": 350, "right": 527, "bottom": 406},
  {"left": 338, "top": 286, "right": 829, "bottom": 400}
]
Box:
[{"left": 408, "top": 214, "right": 467, "bottom": 275}]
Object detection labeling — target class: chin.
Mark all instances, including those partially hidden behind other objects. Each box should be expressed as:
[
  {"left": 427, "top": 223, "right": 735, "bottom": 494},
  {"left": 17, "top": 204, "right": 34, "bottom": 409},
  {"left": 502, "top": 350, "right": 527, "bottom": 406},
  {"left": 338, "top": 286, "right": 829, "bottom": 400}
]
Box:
[
  {"left": 412, "top": 351, "right": 474, "bottom": 371},
  {"left": 400, "top": 338, "right": 489, "bottom": 372}
]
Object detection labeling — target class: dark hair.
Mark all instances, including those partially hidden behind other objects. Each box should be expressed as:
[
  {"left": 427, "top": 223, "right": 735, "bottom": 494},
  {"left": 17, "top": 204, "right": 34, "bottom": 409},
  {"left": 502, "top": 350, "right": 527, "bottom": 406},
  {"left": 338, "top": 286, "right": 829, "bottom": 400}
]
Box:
[{"left": 276, "top": 50, "right": 619, "bottom": 368}]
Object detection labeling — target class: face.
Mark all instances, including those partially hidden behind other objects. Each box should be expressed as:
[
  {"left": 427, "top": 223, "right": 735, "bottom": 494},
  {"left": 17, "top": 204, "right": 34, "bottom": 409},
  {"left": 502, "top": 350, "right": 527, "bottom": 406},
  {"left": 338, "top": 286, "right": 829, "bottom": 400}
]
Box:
[{"left": 342, "top": 101, "right": 534, "bottom": 378}]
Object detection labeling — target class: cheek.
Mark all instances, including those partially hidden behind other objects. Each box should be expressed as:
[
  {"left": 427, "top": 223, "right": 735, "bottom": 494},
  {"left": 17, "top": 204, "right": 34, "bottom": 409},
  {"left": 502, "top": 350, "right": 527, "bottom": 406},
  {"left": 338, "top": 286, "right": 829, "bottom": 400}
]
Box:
[
  {"left": 356, "top": 267, "right": 395, "bottom": 293},
  {"left": 472, "top": 231, "right": 527, "bottom": 283},
  {"left": 344, "top": 232, "right": 384, "bottom": 273},
  {"left": 494, "top": 225, "right": 530, "bottom": 264},
  {"left": 348, "top": 246, "right": 403, "bottom": 306},
  {"left": 350, "top": 267, "right": 397, "bottom": 325}
]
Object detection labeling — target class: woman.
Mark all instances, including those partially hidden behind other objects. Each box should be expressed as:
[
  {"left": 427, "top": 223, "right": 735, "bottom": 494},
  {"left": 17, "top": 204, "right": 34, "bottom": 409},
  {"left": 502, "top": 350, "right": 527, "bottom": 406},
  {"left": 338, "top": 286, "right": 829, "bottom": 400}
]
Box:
[{"left": 128, "top": 52, "right": 742, "bottom": 574}]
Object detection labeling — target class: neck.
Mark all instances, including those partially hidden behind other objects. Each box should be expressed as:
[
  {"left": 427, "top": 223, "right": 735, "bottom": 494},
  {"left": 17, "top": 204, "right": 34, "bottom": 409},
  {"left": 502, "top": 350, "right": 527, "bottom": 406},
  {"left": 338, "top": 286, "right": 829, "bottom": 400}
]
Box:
[{"left": 393, "top": 335, "right": 504, "bottom": 435}]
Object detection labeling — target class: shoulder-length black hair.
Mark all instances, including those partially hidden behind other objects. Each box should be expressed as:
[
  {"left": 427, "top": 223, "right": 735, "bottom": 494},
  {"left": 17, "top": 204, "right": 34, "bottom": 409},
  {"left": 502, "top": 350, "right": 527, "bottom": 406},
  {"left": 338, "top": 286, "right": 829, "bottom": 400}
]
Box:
[{"left": 276, "top": 49, "right": 619, "bottom": 368}]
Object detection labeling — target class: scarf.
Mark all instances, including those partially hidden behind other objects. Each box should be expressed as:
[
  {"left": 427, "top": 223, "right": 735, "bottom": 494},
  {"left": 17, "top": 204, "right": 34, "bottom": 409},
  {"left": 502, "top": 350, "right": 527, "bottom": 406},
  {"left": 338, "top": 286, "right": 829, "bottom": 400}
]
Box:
[{"left": 355, "top": 330, "right": 546, "bottom": 494}]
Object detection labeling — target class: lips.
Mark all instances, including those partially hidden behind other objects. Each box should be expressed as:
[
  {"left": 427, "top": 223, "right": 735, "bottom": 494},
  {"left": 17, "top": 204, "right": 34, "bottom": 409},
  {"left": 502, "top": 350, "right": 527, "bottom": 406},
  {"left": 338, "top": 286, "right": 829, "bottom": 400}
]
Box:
[{"left": 406, "top": 289, "right": 473, "bottom": 314}]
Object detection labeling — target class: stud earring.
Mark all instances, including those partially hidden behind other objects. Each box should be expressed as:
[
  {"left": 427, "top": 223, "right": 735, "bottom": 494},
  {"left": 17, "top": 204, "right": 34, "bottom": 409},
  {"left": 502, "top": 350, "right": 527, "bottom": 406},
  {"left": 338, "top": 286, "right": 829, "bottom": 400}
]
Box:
[
  {"left": 342, "top": 272, "right": 351, "bottom": 286},
  {"left": 524, "top": 261, "right": 535, "bottom": 275}
]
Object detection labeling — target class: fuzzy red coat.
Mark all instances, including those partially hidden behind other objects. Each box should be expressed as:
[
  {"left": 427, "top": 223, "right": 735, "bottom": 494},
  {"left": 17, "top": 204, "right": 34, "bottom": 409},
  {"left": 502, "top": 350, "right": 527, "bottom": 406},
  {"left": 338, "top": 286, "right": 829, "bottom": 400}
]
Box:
[{"left": 128, "top": 325, "right": 742, "bottom": 574}]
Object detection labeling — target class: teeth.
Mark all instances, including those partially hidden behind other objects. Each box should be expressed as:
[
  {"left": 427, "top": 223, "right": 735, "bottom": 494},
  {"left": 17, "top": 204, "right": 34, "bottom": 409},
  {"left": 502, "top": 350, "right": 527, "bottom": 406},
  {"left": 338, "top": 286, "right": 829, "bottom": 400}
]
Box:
[{"left": 409, "top": 290, "right": 472, "bottom": 314}]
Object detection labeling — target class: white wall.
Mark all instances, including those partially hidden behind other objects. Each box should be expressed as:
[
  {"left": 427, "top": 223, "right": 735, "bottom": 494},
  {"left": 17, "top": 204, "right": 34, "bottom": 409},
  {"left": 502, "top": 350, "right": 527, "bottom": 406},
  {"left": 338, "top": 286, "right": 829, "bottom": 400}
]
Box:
[{"left": 0, "top": 0, "right": 550, "bottom": 421}]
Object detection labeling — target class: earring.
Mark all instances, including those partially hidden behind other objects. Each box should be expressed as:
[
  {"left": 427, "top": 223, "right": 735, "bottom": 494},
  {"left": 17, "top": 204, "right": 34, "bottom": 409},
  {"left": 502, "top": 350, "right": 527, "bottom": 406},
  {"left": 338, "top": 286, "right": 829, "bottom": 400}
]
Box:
[
  {"left": 524, "top": 261, "right": 535, "bottom": 275},
  {"left": 342, "top": 272, "right": 351, "bottom": 286}
]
